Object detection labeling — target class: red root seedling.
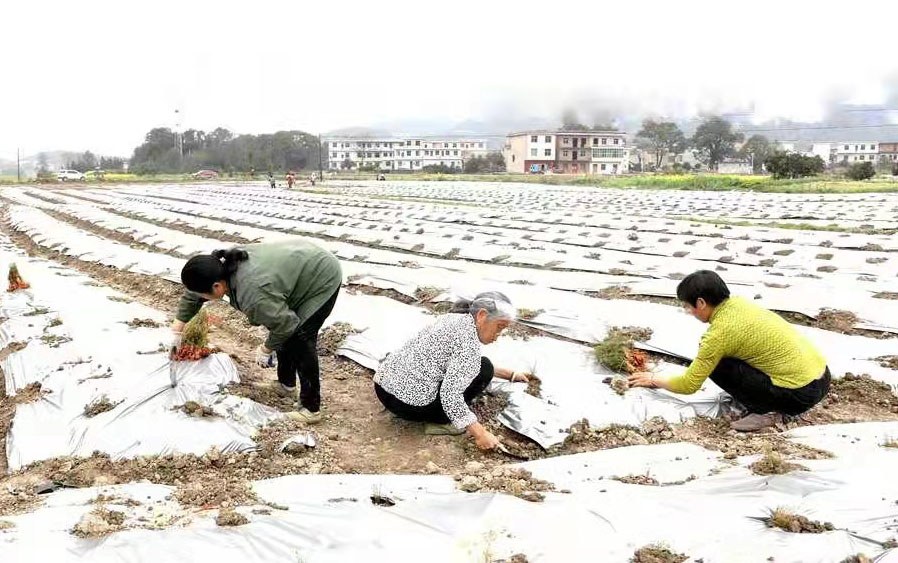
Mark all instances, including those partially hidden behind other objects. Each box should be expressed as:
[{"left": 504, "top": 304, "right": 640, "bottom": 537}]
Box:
[
  {"left": 7, "top": 263, "right": 30, "bottom": 292},
  {"left": 174, "top": 310, "right": 217, "bottom": 362}
]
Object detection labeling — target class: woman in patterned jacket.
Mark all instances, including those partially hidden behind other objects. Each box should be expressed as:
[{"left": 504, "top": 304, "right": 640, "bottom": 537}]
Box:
[{"left": 373, "top": 291, "right": 531, "bottom": 450}]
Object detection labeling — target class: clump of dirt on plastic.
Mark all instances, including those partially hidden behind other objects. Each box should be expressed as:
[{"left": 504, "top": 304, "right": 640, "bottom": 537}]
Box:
[
  {"left": 317, "top": 322, "right": 359, "bottom": 356},
  {"left": 125, "top": 318, "right": 162, "bottom": 328},
  {"left": 631, "top": 544, "right": 688, "bottom": 563},
  {"left": 174, "top": 309, "right": 216, "bottom": 361},
  {"left": 454, "top": 461, "right": 554, "bottom": 502},
  {"left": 525, "top": 377, "right": 542, "bottom": 398},
  {"left": 824, "top": 373, "right": 898, "bottom": 412},
  {"left": 613, "top": 473, "right": 659, "bottom": 486},
  {"left": 7, "top": 263, "right": 30, "bottom": 292},
  {"left": 215, "top": 507, "right": 249, "bottom": 527},
  {"left": 413, "top": 286, "right": 443, "bottom": 302},
  {"left": 873, "top": 292, "right": 898, "bottom": 300},
  {"left": 470, "top": 392, "right": 509, "bottom": 424},
  {"left": 516, "top": 308, "right": 543, "bottom": 321},
  {"left": 878, "top": 356, "right": 898, "bottom": 370},
  {"left": 13, "top": 382, "right": 48, "bottom": 404},
  {"left": 815, "top": 308, "right": 857, "bottom": 333},
  {"left": 0, "top": 520, "right": 14, "bottom": 530},
  {"left": 175, "top": 475, "right": 256, "bottom": 509},
  {"left": 766, "top": 508, "right": 834, "bottom": 533},
  {"left": 840, "top": 555, "right": 873, "bottom": 563},
  {"left": 83, "top": 395, "right": 121, "bottom": 417},
  {"left": 175, "top": 401, "right": 216, "bottom": 418},
  {"left": 71, "top": 506, "right": 126, "bottom": 538},
  {"left": 594, "top": 285, "right": 632, "bottom": 299},
  {"left": 750, "top": 450, "right": 807, "bottom": 475}
]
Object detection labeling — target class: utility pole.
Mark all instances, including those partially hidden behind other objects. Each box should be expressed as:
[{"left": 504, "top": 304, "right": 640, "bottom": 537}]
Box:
[
  {"left": 16, "top": 148, "right": 21, "bottom": 182},
  {"left": 318, "top": 134, "right": 323, "bottom": 181}
]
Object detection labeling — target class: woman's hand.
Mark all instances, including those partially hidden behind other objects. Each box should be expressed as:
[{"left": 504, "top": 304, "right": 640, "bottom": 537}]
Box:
[
  {"left": 168, "top": 321, "right": 185, "bottom": 359},
  {"left": 510, "top": 371, "right": 534, "bottom": 383},
  {"left": 467, "top": 422, "right": 500, "bottom": 451},
  {"left": 255, "top": 345, "right": 276, "bottom": 368},
  {"left": 627, "top": 371, "right": 657, "bottom": 388}
]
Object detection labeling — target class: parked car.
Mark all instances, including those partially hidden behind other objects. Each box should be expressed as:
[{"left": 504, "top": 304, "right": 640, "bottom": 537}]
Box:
[
  {"left": 192, "top": 169, "right": 219, "bottom": 180},
  {"left": 57, "top": 169, "right": 85, "bottom": 182}
]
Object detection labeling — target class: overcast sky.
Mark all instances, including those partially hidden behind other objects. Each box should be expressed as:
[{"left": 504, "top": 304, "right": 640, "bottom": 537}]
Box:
[{"left": 2, "top": 0, "right": 897, "bottom": 159}]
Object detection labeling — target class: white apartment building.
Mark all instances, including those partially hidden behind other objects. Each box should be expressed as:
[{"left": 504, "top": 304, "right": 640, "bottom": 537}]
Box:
[
  {"left": 503, "top": 132, "right": 557, "bottom": 173},
  {"left": 833, "top": 141, "right": 879, "bottom": 164},
  {"left": 326, "top": 138, "right": 489, "bottom": 172},
  {"left": 504, "top": 130, "right": 629, "bottom": 175}
]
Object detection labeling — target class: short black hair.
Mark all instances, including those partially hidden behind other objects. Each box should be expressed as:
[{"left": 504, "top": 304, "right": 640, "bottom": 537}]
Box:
[{"left": 676, "top": 270, "right": 730, "bottom": 306}]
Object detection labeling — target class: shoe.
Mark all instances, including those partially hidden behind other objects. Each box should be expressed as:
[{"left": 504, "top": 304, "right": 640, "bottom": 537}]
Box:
[
  {"left": 731, "top": 412, "right": 783, "bottom": 432},
  {"left": 424, "top": 423, "right": 465, "bottom": 436},
  {"left": 264, "top": 381, "right": 296, "bottom": 399},
  {"left": 287, "top": 408, "right": 323, "bottom": 424}
]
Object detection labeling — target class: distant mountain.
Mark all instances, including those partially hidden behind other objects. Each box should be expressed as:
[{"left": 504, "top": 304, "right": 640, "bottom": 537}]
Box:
[{"left": 330, "top": 104, "right": 898, "bottom": 149}]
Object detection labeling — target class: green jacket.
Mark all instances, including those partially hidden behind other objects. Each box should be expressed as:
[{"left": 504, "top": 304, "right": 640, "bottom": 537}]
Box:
[{"left": 176, "top": 240, "right": 342, "bottom": 350}]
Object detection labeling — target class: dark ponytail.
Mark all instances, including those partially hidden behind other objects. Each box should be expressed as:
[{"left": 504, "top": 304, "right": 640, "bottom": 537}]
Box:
[{"left": 181, "top": 248, "right": 249, "bottom": 293}]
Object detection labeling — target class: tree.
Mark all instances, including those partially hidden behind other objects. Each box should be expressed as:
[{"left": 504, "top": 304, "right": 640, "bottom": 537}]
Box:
[
  {"left": 99, "top": 156, "right": 125, "bottom": 171},
  {"left": 66, "top": 151, "right": 98, "bottom": 172},
  {"left": 636, "top": 120, "right": 687, "bottom": 169},
  {"left": 846, "top": 161, "right": 875, "bottom": 180},
  {"left": 464, "top": 152, "right": 505, "bottom": 173},
  {"left": 690, "top": 116, "right": 743, "bottom": 171},
  {"left": 764, "top": 153, "right": 824, "bottom": 179},
  {"left": 738, "top": 134, "right": 772, "bottom": 173}
]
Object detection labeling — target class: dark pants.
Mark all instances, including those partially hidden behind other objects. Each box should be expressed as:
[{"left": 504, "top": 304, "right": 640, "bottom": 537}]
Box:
[
  {"left": 276, "top": 288, "right": 340, "bottom": 412},
  {"left": 374, "top": 357, "right": 494, "bottom": 424},
  {"left": 709, "top": 358, "right": 831, "bottom": 416}
]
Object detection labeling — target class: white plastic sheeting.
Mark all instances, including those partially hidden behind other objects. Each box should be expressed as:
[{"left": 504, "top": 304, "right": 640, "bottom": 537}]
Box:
[
  {"left": 4, "top": 433, "right": 898, "bottom": 562},
  {"left": 0, "top": 240, "right": 282, "bottom": 471}
]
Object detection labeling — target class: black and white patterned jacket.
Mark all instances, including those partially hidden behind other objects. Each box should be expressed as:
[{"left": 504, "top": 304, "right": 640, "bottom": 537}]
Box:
[{"left": 374, "top": 313, "right": 482, "bottom": 429}]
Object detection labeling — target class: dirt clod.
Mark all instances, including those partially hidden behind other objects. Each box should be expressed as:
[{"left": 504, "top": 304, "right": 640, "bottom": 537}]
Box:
[
  {"left": 455, "top": 466, "right": 554, "bottom": 502},
  {"left": 71, "top": 507, "right": 126, "bottom": 538},
  {"left": 370, "top": 494, "right": 396, "bottom": 507},
  {"left": 765, "top": 508, "right": 833, "bottom": 533},
  {"left": 877, "top": 356, "right": 898, "bottom": 370},
  {"left": 176, "top": 401, "right": 216, "bottom": 418},
  {"left": 125, "top": 318, "right": 162, "bottom": 328},
  {"left": 215, "top": 507, "right": 249, "bottom": 527},
  {"left": 815, "top": 309, "right": 858, "bottom": 334},
  {"left": 614, "top": 473, "right": 659, "bottom": 486},
  {"left": 317, "top": 322, "right": 359, "bottom": 356},
  {"left": 631, "top": 544, "right": 688, "bottom": 563},
  {"left": 83, "top": 395, "right": 121, "bottom": 417}
]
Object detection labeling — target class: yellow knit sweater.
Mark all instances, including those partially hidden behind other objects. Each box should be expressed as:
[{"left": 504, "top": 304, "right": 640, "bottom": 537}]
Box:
[{"left": 667, "top": 297, "right": 827, "bottom": 395}]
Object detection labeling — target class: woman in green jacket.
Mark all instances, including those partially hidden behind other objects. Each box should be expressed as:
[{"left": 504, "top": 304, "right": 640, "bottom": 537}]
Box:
[{"left": 171, "top": 240, "right": 343, "bottom": 424}]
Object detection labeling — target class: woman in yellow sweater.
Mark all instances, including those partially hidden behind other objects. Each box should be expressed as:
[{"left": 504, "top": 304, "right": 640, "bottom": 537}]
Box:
[{"left": 628, "top": 270, "right": 831, "bottom": 432}]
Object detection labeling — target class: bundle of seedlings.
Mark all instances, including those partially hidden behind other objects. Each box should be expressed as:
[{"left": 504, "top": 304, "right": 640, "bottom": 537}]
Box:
[
  {"left": 595, "top": 326, "right": 653, "bottom": 395},
  {"left": 173, "top": 309, "right": 217, "bottom": 361},
  {"left": 7, "top": 263, "right": 30, "bottom": 292}
]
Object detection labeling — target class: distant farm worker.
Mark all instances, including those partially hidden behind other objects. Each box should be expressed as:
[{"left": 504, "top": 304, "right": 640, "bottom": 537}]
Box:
[
  {"left": 170, "top": 240, "right": 342, "bottom": 424},
  {"left": 286, "top": 171, "right": 296, "bottom": 189},
  {"left": 373, "top": 292, "right": 532, "bottom": 450},
  {"left": 268, "top": 171, "right": 276, "bottom": 189},
  {"left": 628, "top": 270, "right": 830, "bottom": 432}
]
